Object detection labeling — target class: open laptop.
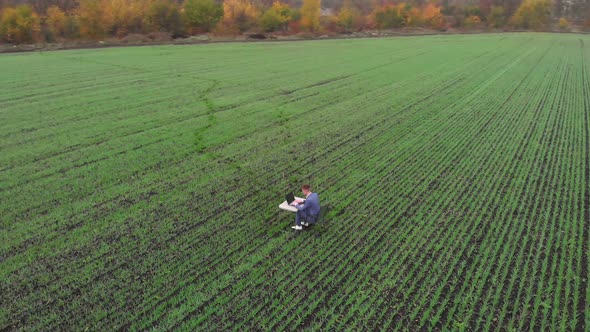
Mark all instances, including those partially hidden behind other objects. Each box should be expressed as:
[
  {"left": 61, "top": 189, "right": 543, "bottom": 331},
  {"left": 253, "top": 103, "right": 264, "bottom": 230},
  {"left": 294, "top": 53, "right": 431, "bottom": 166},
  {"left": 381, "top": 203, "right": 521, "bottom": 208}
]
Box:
[
  {"left": 286, "top": 192, "right": 305, "bottom": 205},
  {"left": 285, "top": 193, "right": 296, "bottom": 205}
]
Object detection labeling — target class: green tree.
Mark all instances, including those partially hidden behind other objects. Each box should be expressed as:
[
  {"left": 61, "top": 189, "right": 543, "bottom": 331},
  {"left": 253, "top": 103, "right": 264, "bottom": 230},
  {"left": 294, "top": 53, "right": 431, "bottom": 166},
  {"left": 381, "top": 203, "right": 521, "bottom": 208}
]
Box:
[
  {"left": 260, "top": 1, "right": 291, "bottom": 32},
  {"left": 185, "top": 0, "right": 224, "bottom": 33},
  {"left": 0, "top": 5, "right": 40, "bottom": 44}
]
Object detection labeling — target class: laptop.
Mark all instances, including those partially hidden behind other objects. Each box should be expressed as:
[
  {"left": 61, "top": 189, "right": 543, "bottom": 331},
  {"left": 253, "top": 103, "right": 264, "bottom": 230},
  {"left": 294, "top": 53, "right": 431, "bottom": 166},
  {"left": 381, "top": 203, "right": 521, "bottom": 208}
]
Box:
[{"left": 285, "top": 193, "right": 296, "bottom": 204}]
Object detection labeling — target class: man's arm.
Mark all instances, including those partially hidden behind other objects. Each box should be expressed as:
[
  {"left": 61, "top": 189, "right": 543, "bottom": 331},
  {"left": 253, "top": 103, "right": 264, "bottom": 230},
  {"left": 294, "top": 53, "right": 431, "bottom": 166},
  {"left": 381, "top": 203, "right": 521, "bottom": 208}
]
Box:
[
  {"left": 296, "top": 193, "right": 318, "bottom": 211},
  {"left": 304, "top": 194, "right": 319, "bottom": 215},
  {"left": 290, "top": 198, "right": 305, "bottom": 206},
  {"left": 295, "top": 199, "right": 310, "bottom": 211}
]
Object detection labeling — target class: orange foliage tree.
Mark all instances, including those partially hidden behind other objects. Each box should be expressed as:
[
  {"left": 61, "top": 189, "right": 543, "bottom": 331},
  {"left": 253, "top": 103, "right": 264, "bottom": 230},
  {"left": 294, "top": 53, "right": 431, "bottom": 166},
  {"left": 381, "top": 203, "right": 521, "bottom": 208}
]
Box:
[
  {"left": 300, "top": 0, "right": 320, "bottom": 32},
  {"left": 421, "top": 3, "right": 444, "bottom": 29},
  {"left": 0, "top": 5, "right": 41, "bottom": 43},
  {"left": 464, "top": 14, "right": 482, "bottom": 28},
  {"left": 77, "top": 0, "right": 151, "bottom": 39},
  {"left": 45, "top": 5, "right": 67, "bottom": 39},
  {"left": 221, "top": 0, "right": 259, "bottom": 33},
  {"left": 77, "top": 0, "right": 109, "bottom": 39},
  {"left": 103, "top": 0, "right": 147, "bottom": 37}
]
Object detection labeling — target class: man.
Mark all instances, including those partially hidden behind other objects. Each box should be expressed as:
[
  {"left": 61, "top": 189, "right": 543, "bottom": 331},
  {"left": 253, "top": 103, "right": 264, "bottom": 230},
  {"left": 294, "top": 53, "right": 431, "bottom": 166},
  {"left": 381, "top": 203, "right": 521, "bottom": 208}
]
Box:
[{"left": 290, "top": 184, "right": 320, "bottom": 231}]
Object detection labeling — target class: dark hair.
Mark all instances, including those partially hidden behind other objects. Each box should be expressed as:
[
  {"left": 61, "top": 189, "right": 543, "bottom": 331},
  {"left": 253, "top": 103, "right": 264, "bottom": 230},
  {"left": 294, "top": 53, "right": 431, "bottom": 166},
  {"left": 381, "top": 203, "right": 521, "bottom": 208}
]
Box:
[{"left": 302, "top": 184, "right": 311, "bottom": 191}]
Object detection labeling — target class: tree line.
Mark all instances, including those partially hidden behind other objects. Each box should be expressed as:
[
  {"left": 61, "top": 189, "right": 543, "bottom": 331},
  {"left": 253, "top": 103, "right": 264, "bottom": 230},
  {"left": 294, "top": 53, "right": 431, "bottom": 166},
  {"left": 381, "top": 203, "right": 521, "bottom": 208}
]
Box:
[{"left": 0, "top": 0, "right": 588, "bottom": 44}]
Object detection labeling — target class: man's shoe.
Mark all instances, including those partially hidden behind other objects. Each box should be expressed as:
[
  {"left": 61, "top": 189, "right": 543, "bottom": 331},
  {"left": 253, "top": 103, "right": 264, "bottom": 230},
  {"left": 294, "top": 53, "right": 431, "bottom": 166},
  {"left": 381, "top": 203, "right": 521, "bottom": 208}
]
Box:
[
  {"left": 303, "top": 222, "right": 309, "bottom": 226},
  {"left": 291, "top": 225, "right": 303, "bottom": 230}
]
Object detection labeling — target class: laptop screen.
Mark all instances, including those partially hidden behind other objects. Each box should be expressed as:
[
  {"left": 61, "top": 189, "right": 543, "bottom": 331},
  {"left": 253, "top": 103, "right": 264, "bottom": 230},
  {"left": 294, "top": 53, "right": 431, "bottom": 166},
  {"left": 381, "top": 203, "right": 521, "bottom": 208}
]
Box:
[{"left": 285, "top": 193, "right": 295, "bottom": 204}]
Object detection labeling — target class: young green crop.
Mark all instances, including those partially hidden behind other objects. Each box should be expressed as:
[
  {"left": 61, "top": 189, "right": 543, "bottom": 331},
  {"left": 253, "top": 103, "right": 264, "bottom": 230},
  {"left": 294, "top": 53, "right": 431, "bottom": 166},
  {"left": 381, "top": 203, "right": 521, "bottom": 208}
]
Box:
[{"left": 1, "top": 33, "right": 589, "bottom": 331}]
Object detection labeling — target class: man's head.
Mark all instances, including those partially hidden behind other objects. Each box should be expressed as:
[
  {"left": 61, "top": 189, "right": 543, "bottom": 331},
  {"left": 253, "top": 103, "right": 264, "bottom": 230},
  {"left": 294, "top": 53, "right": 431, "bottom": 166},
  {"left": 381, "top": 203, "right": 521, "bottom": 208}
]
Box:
[{"left": 301, "top": 184, "right": 311, "bottom": 196}]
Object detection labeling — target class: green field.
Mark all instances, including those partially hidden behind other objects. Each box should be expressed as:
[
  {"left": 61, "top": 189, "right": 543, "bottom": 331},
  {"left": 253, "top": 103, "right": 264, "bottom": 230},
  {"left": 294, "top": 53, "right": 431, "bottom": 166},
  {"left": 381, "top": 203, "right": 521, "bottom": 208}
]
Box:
[{"left": 1, "top": 33, "right": 589, "bottom": 331}]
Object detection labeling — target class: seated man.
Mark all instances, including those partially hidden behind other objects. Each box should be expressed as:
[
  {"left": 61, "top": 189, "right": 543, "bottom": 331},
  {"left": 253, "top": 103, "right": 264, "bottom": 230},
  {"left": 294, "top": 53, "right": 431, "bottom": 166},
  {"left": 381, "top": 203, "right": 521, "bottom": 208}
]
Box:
[{"left": 290, "top": 184, "right": 320, "bottom": 231}]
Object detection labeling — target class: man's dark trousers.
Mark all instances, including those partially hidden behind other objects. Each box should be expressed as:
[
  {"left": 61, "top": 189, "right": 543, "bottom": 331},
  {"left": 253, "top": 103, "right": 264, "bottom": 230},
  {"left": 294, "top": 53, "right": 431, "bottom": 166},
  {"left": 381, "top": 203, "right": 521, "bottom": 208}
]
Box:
[{"left": 296, "top": 210, "right": 316, "bottom": 226}]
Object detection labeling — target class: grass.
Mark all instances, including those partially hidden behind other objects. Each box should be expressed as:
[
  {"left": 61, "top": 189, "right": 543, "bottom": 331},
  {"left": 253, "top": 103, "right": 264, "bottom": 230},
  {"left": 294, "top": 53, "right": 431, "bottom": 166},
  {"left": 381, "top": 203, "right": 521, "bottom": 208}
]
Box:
[{"left": 1, "top": 32, "right": 589, "bottom": 331}]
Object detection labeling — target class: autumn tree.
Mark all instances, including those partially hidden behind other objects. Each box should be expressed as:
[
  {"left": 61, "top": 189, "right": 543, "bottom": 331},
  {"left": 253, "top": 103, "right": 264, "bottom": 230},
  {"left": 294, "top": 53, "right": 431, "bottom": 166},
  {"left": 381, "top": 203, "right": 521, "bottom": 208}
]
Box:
[
  {"left": 221, "top": 0, "right": 258, "bottom": 33},
  {"left": 260, "top": 1, "right": 292, "bottom": 32},
  {"left": 558, "top": 17, "right": 569, "bottom": 30},
  {"left": 509, "top": 0, "right": 551, "bottom": 30},
  {"left": 103, "top": 0, "right": 147, "bottom": 37},
  {"left": 185, "top": 0, "right": 223, "bottom": 33},
  {"left": 336, "top": 0, "right": 363, "bottom": 32},
  {"left": 449, "top": 5, "right": 481, "bottom": 28},
  {"left": 145, "top": 0, "right": 184, "bottom": 35},
  {"left": 464, "top": 14, "right": 482, "bottom": 28},
  {"left": 371, "top": 4, "right": 406, "bottom": 29},
  {"left": 478, "top": 0, "right": 492, "bottom": 17},
  {"left": 62, "top": 15, "right": 79, "bottom": 37},
  {"left": 77, "top": 0, "right": 148, "bottom": 38},
  {"left": 487, "top": 5, "right": 505, "bottom": 28},
  {"left": 300, "top": 0, "right": 320, "bottom": 32},
  {"left": 351, "top": 0, "right": 373, "bottom": 15},
  {"left": 45, "top": 5, "right": 66, "bottom": 38},
  {"left": 77, "top": 0, "right": 108, "bottom": 38},
  {"left": 421, "top": 3, "right": 443, "bottom": 29},
  {"left": 0, "top": 5, "right": 40, "bottom": 43},
  {"left": 405, "top": 6, "right": 423, "bottom": 26},
  {"left": 18, "top": 0, "right": 77, "bottom": 14}
]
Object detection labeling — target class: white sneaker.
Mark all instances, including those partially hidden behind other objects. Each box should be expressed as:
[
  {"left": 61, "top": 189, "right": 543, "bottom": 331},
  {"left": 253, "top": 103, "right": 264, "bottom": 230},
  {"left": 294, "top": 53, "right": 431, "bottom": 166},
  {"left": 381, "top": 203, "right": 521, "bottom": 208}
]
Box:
[
  {"left": 292, "top": 225, "right": 303, "bottom": 230},
  {"left": 303, "top": 222, "right": 309, "bottom": 226}
]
